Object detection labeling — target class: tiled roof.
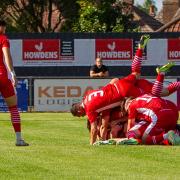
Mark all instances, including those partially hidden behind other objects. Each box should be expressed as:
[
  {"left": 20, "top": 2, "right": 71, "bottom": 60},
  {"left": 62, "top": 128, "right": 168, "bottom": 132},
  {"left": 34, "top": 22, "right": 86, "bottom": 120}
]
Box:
[
  {"left": 156, "top": 12, "right": 180, "bottom": 32},
  {"left": 155, "top": 10, "right": 163, "bottom": 23},
  {"left": 132, "top": 6, "right": 164, "bottom": 31},
  {"left": 173, "top": 8, "right": 180, "bottom": 19}
]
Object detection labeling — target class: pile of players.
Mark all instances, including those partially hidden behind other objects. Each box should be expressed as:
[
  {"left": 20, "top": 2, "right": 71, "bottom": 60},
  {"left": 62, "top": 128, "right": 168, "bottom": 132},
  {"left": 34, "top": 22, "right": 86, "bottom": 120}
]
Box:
[{"left": 71, "top": 35, "right": 180, "bottom": 146}]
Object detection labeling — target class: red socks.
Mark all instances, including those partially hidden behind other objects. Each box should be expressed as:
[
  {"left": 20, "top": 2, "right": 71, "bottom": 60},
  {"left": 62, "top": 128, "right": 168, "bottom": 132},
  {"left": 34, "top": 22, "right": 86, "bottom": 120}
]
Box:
[
  {"left": 8, "top": 105, "right": 21, "bottom": 132},
  {"left": 167, "top": 82, "right": 180, "bottom": 95},
  {"left": 131, "top": 49, "right": 143, "bottom": 74},
  {"left": 151, "top": 73, "right": 164, "bottom": 97}
]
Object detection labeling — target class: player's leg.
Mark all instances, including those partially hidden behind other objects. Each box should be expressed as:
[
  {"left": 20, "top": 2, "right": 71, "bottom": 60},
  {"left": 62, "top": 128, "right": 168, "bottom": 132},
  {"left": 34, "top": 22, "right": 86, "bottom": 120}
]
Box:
[
  {"left": 151, "top": 73, "right": 165, "bottom": 97},
  {"left": 131, "top": 35, "right": 150, "bottom": 78},
  {"left": 152, "top": 62, "right": 175, "bottom": 97},
  {"left": 142, "top": 108, "right": 178, "bottom": 145},
  {"left": 0, "top": 78, "right": 29, "bottom": 146},
  {"left": 116, "top": 121, "right": 148, "bottom": 145},
  {"left": 141, "top": 126, "right": 167, "bottom": 145},
  {"left": 100, "top": 114, "right": 110, "bottom": 141},
  {"left": 166, "top": 82, "right": 180, "bottom": 95},
  {"left": 127, "top": 121, "right": 148, "bottom": 139}
]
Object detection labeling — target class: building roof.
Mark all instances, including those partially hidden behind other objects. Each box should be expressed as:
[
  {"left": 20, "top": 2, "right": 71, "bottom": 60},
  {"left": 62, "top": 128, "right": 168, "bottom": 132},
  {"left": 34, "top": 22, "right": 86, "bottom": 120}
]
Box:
[
  {"left": 156, "top": 8, "right": 180, "bottom": 32},
  {"left": 173, "top": 8, "right": 180, "bottom": 19},
  {"left": 156, "top": 15, "right": 180, "bottom": 32},
  {"left": 132, "top": 6, "right": 164, "bottom": 32},
  {"left": 155, "top": 10, "right": 163, "bottom": 23}
]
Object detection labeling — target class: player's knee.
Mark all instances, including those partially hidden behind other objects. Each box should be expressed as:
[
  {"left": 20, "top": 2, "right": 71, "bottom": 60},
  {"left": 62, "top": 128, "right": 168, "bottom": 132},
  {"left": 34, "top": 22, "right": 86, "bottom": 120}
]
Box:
[{"left": 5, "top": 95, "right": 17, "bottom": 107}]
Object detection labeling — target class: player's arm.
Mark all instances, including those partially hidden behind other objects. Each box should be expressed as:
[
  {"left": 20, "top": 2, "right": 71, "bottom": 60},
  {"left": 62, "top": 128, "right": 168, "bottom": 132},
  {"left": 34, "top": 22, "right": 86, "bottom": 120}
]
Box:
[
  {"left": 100, "top": 115, "right": 110, "bottom": 140},
  {"left": 90, "top": 121, "right": 98, "bottom": 145},
  {"left": 2, "top": 47, "right": 17, "bottom": 87},
  {"left": 127, "top": 118, "right": 135, "bottom": 131},
  {"left": 127, "top": 105, "right": 136, "bottom": 132}
]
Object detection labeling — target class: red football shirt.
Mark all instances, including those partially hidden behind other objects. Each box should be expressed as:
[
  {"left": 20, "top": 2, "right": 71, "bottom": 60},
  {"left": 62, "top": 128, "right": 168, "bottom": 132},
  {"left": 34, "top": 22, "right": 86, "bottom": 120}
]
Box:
[
  {"left": 128, "top": 94, "right": 178, "bottom": 123},
  {"left": 83, "top": 74, "right": 144, "bottom": 123},
  {"left": 83, "top": 84, "right": 124, "bottom": 123},
  {"left": 0, "top": 34, "right": 9, "bottom": 76}
]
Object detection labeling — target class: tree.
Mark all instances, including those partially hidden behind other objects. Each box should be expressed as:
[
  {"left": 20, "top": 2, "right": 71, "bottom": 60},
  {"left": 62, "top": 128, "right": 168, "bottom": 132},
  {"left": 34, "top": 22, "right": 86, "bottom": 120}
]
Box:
[
  {"left": 72, "top": 0, "right": 135, "bottom": 32},
  {"left": 136, "top": 0, "right": 158, "bottom": 15},
  {"left": 0, "top": 0, "right": 80, "bottom": 32}
]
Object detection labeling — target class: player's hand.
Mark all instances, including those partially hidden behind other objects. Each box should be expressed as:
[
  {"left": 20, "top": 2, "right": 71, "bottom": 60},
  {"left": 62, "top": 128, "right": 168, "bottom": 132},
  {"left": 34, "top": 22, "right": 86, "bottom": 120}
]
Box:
[{"left": 12, "top": 75, "right": 18, "bottom": 87}]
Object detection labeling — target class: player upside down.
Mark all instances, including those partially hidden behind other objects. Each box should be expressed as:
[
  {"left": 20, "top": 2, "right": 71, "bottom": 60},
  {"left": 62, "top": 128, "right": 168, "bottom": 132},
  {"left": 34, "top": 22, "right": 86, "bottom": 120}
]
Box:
[
  {"left": 71, "top": 35, "right": 180, "bottom": 145},
  {"left": 71, "top": 35, "right": 151, "bottom": 144},
  {"left": 94, "top": 64, "right": 180, "bottom": 146},
  {"left": 121, "top": 64, "right": 180, "bottom": 146}
]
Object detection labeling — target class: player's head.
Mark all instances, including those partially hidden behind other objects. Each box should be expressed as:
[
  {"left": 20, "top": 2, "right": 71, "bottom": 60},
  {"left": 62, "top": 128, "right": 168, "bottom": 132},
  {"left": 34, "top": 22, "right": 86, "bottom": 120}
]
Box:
[
  {"left": 70, "top": 103, "right": 86, "bottom": 117},
  {"left": 120, "top": 97, "right": 133, "bottom": 112},
  {"left": 124, "top": 97, "right": 134, "bottom": 112},
  {"left": 119, "top": 99, "right": 127, "bottom": 112},
  {"left": 96, "top": 57, "right": 103, "bottom": 68},
  {"left": 0, "top": 20, "right": 6, "bottom": 34}
]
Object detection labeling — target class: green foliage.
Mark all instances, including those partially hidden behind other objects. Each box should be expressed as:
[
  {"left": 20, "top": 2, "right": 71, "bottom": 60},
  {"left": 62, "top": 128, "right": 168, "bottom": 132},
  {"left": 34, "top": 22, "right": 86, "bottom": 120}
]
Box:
[
  {"left": 72, "top": 0, "right": 135, "bottom": 32},
  {"left": 0, "top": 0, "right": 80, "bottom": 32},
  {"left": 136, "top": 0, "right": 158, "bottom": 15},
  {"left": 1, "top": 0, "right": 136, "bottom": 32}
]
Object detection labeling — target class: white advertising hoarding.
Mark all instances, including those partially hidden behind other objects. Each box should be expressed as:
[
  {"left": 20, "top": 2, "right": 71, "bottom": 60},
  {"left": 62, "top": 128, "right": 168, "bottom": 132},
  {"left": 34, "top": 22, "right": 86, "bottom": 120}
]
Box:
[
  {"left": 34, "top": 79, "right": 110, "bottom": 111},
  {"left": 10, "top": 38, "right": 180, "bottom": 67},
  {"left": 34, "top": 78, "right": 178, "bottom": 112}
]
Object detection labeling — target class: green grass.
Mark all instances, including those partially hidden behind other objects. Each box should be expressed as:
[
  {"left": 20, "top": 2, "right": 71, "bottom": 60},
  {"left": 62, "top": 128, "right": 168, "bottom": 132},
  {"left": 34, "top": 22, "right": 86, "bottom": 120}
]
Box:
[{"left": 0, "top": 113, "right": 180, "bottom": 180}]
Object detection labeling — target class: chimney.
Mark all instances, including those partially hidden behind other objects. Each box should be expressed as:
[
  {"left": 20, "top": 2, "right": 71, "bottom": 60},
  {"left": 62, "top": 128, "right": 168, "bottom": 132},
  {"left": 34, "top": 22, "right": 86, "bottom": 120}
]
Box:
[
  {"left": 149, "top": 4, "right": 155, "bottom": 17},
  {"left": 122, "top": 0, "right": 134, "bottom": 5},
  {"left": 163, "top": 0, "right": 180, "bottom": 24},
  {"left": 121, "top": 0, "right": 134, "bottom": 15}
]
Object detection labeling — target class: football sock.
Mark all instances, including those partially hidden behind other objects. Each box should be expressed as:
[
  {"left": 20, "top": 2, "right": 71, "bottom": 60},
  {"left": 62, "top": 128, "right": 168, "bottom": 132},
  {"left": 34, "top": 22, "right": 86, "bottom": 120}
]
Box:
[
  {"left": 131, "top": 49, "right": 143, "bottom": 74},
  {"left": 151, "top": 73, "right": 164, "bottom": 97},
  {"left": 8, "top": 105, "right": 22, "bottom": 141},
  {"left": 167, "top": 82, "right": 180, "bottom": 95}
]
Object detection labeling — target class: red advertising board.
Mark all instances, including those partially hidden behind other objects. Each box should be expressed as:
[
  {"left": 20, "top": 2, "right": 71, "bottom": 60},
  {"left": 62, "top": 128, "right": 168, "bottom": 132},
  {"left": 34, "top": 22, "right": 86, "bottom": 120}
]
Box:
[
  {"left": 23, "top": 39, "right": 59, "bottom": 61},
  {"left": 95, "top": 39, "right": 132, "bottom": 60},
  {"left": 168, "top": 39, "right": 180, "bottom": 60}
]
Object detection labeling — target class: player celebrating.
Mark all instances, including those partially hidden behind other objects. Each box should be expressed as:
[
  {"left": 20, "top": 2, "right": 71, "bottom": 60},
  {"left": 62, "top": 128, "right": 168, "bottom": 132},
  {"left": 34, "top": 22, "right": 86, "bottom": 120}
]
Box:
[
  {"left": 0, "top": 20, "right": 28, "bottom": 146},
  {"left": 118, "top": 64, "right": 180, "bottom": 145},
  {"left": 71, "top": 35, "right": 150, "bottom": 145}
]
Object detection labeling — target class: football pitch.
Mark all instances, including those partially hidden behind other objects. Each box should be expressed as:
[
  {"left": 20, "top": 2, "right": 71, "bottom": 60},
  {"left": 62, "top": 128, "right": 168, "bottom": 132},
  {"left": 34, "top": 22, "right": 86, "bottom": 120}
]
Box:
[{"left": 0, "top": 113, "right": 180, "bottom": 180}]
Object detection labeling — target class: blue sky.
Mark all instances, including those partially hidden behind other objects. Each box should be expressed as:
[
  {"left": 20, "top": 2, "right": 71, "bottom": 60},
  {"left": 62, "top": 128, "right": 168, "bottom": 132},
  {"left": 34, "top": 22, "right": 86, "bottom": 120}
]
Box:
[{"left": 134, "top": 0, "right": 163, "bottom": 11}]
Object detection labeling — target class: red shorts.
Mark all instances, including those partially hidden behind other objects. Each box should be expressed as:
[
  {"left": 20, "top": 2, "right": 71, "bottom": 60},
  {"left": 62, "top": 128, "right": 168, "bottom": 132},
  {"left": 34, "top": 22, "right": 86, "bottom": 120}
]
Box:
[
  {"left": 143, "top": 108, "right": 177, "bottom": 136},
  {"left": 115, "top": 74, "right": 142, "bottom": 98},
  {"left": 0, "top": 78, "right": 15, "bottom": 98},
  {"left": 135, "top": 79, "right": 153, "bottom": 95}
]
